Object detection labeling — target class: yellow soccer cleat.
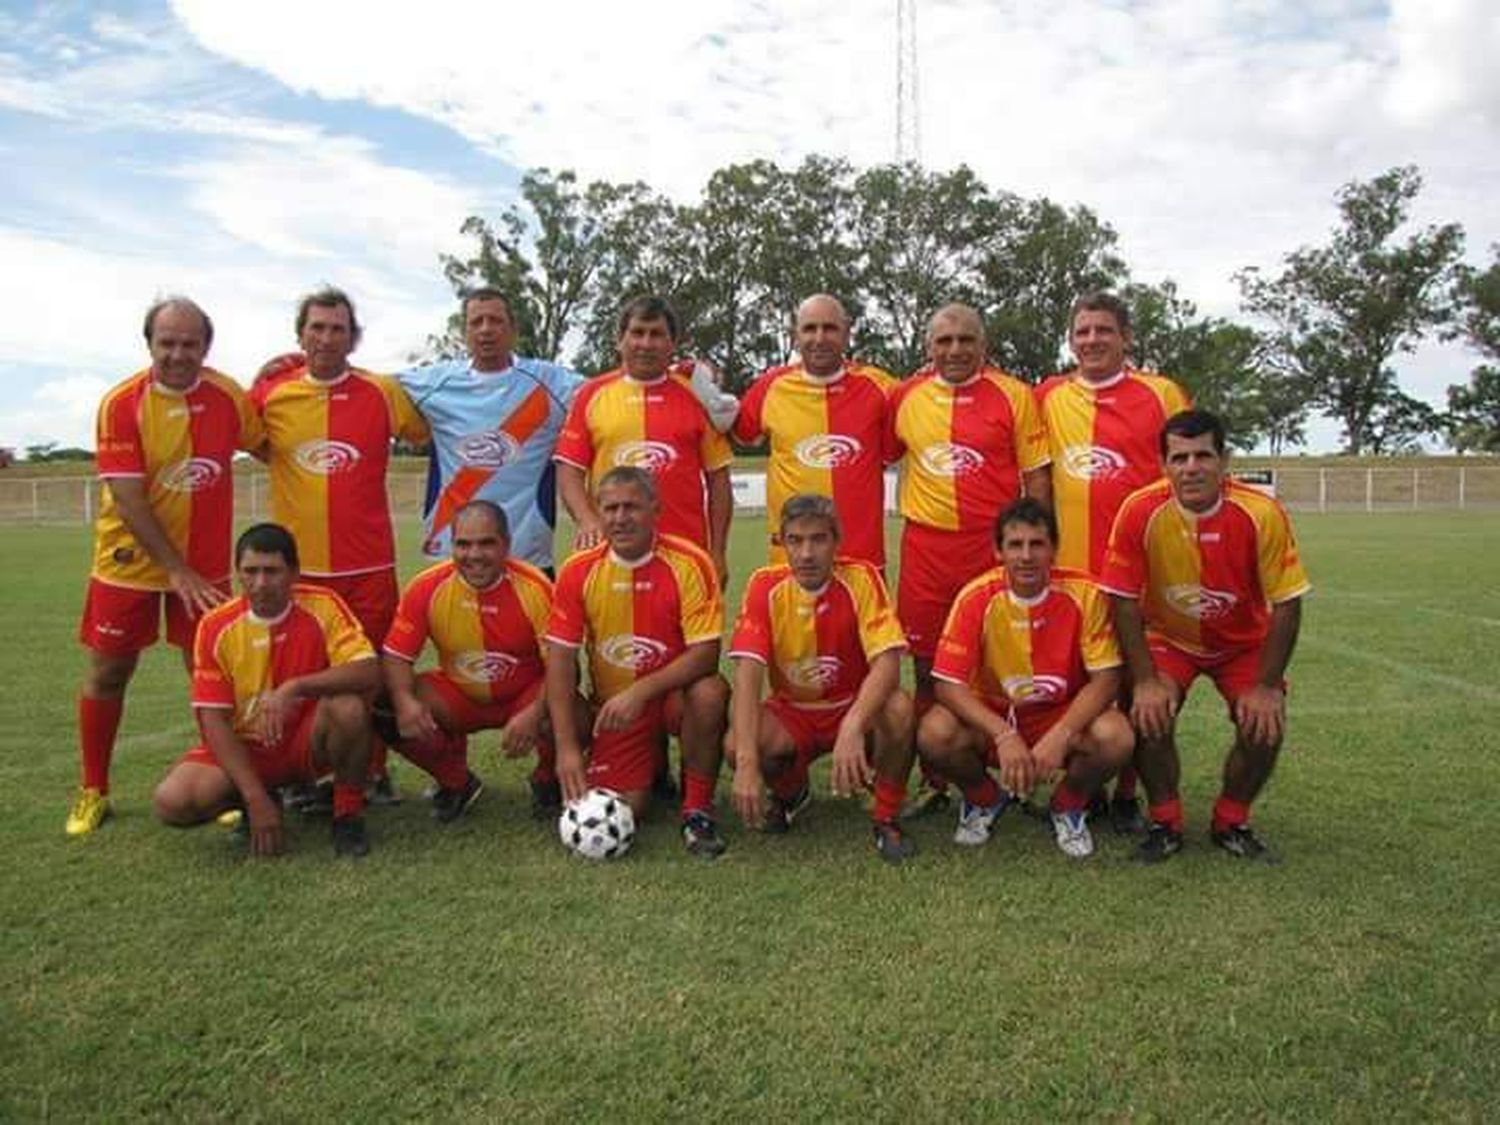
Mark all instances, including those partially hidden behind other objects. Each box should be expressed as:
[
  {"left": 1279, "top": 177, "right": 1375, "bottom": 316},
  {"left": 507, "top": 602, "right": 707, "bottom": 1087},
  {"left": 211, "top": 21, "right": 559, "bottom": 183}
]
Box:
[{"left": 65, "top": 787, "right": 112, "bottom": 837}]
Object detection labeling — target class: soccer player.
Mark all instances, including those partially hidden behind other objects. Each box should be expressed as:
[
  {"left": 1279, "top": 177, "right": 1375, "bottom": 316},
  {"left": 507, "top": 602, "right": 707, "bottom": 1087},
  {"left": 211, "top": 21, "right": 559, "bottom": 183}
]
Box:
[
  {"left": 1100, "top": 410, "right": 1310, "bottom": 864},
  {"left": 555, "top": 296, "right": 734, "bottom": 583},
  {"left": 918, "top": 498, "right": 1134, "bottom": 858},
  {"left": 727, "top": 495, "right": 917, "bottom": 864},
  {"left": 381, "top": 500, "right": 585, "bottom": 821},
  {"left": 889, "top": 303, "right": 1052, "bottom": 815},
  {"left": 151, "top": 523, "right": 381, "bottom": 858},
  {"left": 732, "top": 294, "right": 894, "bottom": 568},
  {"left": 544, "top": 466, "right": 731, "bottom": 858},
  {"left": 68, "top": 297, "right": 264, "bottom": 837},
  {"left": 1035, "top": 291, "right": 1190, "bottom": 831}
]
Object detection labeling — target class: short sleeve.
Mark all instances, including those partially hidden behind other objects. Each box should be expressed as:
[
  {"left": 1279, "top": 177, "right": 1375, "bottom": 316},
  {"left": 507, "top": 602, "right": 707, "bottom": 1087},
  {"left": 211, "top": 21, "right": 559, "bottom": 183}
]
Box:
[
  {"left": 677, "top": 553, "right": 724, "bottom": 647},
  {"left": 1256, "top": 502, "right": 1312, "bottom": 604},
  {"left": 190, "top": 616, "right": 235, "bottom": 709},
  {"left": 553, "top": 385, "right": 597, "bottom": 470},
  {"left": 384, "top": 575, "right": 436, "bottom": 661},
  {"left": 1098, "top": 499, "right": 1148, "bottom": 598},
  {"left": 545, "top": 558, "right": 591, "bottom": 647},
  {"left": 931, "top": 585, "right": 987, "bottom": 685},
  {"left": 731, "top": 370, "right": 771, "bottom": 445},
  {"left": 96, "top": 387, "right": 145, "bottom": 478},
  {"left": 727, "top": 571, "right": 775, "bottom": 663},
  {"left": 1078, "top": 583, "right": 1123, "bottom": 671},
  {"left": 1011, "top": 381, "right": 1050, "bottom": 473},
  {"left": 850, "top": 565, "right": 906, "bottom": 658}
]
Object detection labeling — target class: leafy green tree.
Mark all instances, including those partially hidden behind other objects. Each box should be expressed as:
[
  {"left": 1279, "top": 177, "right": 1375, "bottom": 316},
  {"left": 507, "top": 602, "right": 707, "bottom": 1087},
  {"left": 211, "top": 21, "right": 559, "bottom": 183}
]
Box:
[{"left": 1447, "top": 246, "right": 1500, "bottom": 451}]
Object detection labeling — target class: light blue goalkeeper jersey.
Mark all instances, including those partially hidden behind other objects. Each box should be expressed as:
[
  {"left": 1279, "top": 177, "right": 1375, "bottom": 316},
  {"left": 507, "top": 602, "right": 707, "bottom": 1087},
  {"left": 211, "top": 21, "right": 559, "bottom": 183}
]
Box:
[{"left": 397, "top": 357, "right": 583, "bottom": 570}]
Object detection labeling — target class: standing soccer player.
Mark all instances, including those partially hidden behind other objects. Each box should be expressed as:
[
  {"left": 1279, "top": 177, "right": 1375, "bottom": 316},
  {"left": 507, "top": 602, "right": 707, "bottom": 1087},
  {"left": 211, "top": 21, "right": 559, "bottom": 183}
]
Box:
[
  {"left": 732, "top": 294, "right": 894, "bottom": 568},
  {"left": 1101, "top": 411, "right": 1310, "bottom": 864},
  {"left": 544, "top": 467, "right": 731, "bottom": 858},
  {"left": 1035, "top": 292, "right": 1190, "bottom": 832},
  {"left": 727, "top": 495, "right": 917, "bottom": 864},
  {"left": 918, "top": 498, "right": 1134, "bottom": 858},
  {"left": 889, "top": 303, "right": 1052, "bottom": 814},
  {"left": 68, "top": 297, "right": 263, "bottom": 836}
]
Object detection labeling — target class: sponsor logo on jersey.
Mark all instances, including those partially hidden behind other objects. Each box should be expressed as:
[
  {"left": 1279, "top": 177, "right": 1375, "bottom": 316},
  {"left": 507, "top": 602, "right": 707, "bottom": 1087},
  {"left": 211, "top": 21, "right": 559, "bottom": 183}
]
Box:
[
  {"left": 1164, "top": 584, "right": 1238, "bottom": 619},
  {"left": 612, "top": 441, "right": 678, "bottom": 473},
  {"left": 158, "top": 457, "right": 223, "bottom": 493},
  {"left": 600, "top": 634, "right": 670, "bottom": 671},
  {"left": 1062, "top": 444, "right": 1127, "bottom": 480},
  {"left": 794, "top": 434, "right": 863, "bottom": 469},
  {"left": 453, "top": 650, "right": 520, "bottom": 684},
  {"left": 293, "top": 439, "right": 361, "bottom": 475},
  {"left": 1002, "top": 673, "right": 1070, "bottom": 703},
  {"left": 784, "top": 656, "right": 843, "bottom": 691},
  {"left": 457, "top": 429, "right": 521, "bottom": 468},
  {"left": 918, "top": 442, "right": 985, "bottom": 477}
]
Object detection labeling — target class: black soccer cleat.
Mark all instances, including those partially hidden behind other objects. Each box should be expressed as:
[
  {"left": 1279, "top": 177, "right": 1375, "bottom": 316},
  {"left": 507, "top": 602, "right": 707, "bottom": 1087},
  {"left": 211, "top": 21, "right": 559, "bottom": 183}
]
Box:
[
  {"left": 681, "top": 810, "right": 727, "bottom": 859},
  {"left": 1211, "top": 824, "right": 1281, "bottom": 865},
  {"left": 872, "top": 820, "right": 918, "bottom": 865},
  {"left": 762, "top": 784, "right": 811, "bottom": 835},
  {"left": 529, "top": 776, "right": 563, "bottom": 821},
  {"left": 331, "top": 815, "right": 371, "bottom": 858},
  {"left": 1133, "top": 822, "right": 1184, "bottom": 865},
  {"left": 431, "top": 771, "right": 484, "bottom": 824},
  {"left": 1108, "top": 794, "right": 1147, "bottom": 836}
]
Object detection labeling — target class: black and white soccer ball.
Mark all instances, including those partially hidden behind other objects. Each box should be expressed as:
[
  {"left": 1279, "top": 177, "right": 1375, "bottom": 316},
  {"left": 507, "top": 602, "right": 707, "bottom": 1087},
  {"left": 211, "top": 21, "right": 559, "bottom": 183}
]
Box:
[{"left": 558, "top": 788, "right": 636, "bottom": 860}]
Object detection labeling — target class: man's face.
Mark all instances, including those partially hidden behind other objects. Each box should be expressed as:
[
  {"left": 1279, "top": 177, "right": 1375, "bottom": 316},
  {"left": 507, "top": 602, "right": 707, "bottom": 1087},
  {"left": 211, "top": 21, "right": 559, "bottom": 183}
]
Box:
[
  {"left": 465, "top": 299, "right": 516, "bottom": 372},
  {"left": 238, "top": 548, "right": 296, "bottom": 620},
  {"left": 781, "top": 515, "right": 838, "bottom": 591},
  {"left": 1070, "top": 308, "right": 1130, "bottom": 382},
  {"left": 299, "top": 302, "right": 355, "bottom": 380},
  {"left": 1162, "top": 431, "right": 1226, "bottom": 513},
  {"left": 598, "top": 480, "right": 658, "bottom": 560},
  {"left": 617, "top": 315, "right": 675, "bottom": 380},
  {"left": 451, "top": 510, "right": 508, "bottom": 589},
  {"left": 148, "top": 304, "right": 210, "bottom": 389},
  {"left": 927, "top": 312, "right": 985, "bottom": 384},
  {"left": 795, "top": 299, "right": 850, "bottom": 378},
  {"left": 999, "top": 520, "right": 1055, "bottom": 599}
]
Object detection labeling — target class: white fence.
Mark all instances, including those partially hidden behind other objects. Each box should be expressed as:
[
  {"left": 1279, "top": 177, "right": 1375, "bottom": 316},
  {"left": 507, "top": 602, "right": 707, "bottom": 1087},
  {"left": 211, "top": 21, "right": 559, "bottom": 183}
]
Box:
[{"left": 4, "top": 466, "right": 1499, "bottom": 525}]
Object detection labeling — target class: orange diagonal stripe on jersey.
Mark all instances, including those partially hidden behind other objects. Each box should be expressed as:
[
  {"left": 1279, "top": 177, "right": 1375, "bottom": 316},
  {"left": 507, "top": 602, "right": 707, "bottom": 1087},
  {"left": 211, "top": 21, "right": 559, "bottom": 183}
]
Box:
[{"left": 427, "top": 386, "right": 551, "bottom": 544}]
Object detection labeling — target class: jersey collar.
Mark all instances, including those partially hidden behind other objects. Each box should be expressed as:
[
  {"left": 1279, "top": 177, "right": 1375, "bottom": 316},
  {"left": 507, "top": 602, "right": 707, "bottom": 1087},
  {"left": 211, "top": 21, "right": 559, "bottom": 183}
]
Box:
[
  {"left": 609, "top": 541, "right": 657, "bottom": 569},
  {"left": 150, "top": 370, "right": 202, "bottom": 396},
  {"left": 798, "top": 362, "right": 847, "bottom": 386},
  {"left": 1006, "top": 585, "right": 1051, "bottom": 609},
  {"left": 305, "top": 367, "right": 353, "bottom": 387},
  {"left": 248, "top": 601, "right": 294, "bottom": 627},
  {"left": 1075, "top": 369, "right": 1128, "bottom": 390}
]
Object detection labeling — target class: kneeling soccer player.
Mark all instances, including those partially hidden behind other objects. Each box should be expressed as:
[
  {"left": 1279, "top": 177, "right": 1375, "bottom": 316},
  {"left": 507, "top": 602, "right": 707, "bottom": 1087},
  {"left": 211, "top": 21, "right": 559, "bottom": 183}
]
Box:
[
  {"left": 917, "top": 498, "right": 1134, "bottom": 858},
  {"left": 152, "top": 523, "right": 379, "bottom": 858},
  {"left": 544, "top": 466, "right": 731, "bottom": 858},
  {"left": 1102, "top": 409, "right": 1310, "bottom": 864},
  {"left": 727, "top": 495, "right": 917, "bottom": 864}
]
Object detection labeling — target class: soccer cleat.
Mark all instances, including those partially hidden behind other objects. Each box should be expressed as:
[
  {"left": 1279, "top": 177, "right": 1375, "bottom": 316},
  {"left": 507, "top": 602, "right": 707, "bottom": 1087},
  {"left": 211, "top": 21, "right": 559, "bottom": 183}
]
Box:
[
  {"left": 1211, "top": 824, "right": 1281, "bottom": 865},
  {"left": 284, "top": 780, "right": 333, "bottom": 816},
  {"left": 901, "top": 780, "right": 952, "bottom": 820},
  {"left": 1133, "top": 822, "right": 1184, "bottom": 864},
  {"left": 1108, "top": 794, "right": 1147, "bottom": 836},
  {"left": 681, "top": 810, "right": 727, "bottom": 859},
  {"left": 65, "top": 787, "right": 112, "bottom": 837},
  {"left": 215, "top": 807, "right": 244, "bottom": 830},
  {"left": 952, "top": 791, "right": 1014, "bottom": 846},
  {"left": 872, "top": 820, "right": 918, "bottom": 865},
  {"left": 331, "top": 816, "right": 371, "bottom": 858},
  {"left": 762, "top": 784, "right": 812, "bottom": 835},
  {"left": 529, "top": 776, "right": 563, "bottom": 821},
  {"left": 367, "top": 771, "right": 403, "bottom": 806},
  {"left": 431, "top": 771, "right": 484, "bottom": 824},
  {"left": 1050, "top": 809, "right": 1095, "bottom": 859}
]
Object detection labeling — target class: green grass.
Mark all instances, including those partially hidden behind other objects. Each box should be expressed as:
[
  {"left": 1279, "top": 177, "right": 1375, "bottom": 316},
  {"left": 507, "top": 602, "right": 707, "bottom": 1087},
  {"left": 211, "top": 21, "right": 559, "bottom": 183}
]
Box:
[{"left": 3, "top": 512, "right": 1499, "bottom": 1120}]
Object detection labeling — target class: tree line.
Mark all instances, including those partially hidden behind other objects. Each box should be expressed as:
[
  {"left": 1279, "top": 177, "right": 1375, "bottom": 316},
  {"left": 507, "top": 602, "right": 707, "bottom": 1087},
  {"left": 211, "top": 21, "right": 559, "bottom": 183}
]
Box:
[{"left": 435, "top": 158, "right": 1499, "bottom": 455}]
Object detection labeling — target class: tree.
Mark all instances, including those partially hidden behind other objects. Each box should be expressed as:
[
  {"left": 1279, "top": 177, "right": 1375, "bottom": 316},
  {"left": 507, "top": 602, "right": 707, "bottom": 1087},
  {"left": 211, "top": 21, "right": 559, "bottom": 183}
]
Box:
[
  {"left": 1237, "top": 166, "right": 1464, "bottom": 454},
  {"left": 1447, "top": 246, "right": 1500, "bottom": 451}
]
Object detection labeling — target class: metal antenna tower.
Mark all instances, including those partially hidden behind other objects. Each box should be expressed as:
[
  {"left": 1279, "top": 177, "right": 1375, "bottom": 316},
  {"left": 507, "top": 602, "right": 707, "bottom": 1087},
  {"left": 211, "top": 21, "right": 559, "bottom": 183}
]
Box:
[{"left": 895, "top": 0, "right": 921, "bottom": 163}]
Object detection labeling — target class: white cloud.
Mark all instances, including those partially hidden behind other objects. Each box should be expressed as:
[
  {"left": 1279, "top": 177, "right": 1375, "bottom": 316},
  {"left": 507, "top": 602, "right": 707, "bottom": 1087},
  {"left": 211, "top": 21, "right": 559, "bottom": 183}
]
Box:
[
  {"left": 6, "top": 374, "right": 113, "bottom": 453},
  {"left": 1385, "top": 0, "right": 1500, "bottom": 126}
]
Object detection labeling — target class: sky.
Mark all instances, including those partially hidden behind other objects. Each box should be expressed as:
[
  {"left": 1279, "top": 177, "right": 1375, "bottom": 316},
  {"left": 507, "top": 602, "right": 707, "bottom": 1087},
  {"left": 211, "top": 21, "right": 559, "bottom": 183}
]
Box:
[{"left": 3, "top": 0, "right": 1498, "bottom": 454}]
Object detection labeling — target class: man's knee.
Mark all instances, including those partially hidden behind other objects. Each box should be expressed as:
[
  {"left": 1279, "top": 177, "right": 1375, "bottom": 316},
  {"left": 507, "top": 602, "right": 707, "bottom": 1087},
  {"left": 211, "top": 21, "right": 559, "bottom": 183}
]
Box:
[
  {"left": 916, "top": 704, "right": 963, "bottom": 764},
  {"left": 152, "top": 768, "right": 215, "bottom": 826},
  {"left": 84, "top": 651, "right": 138, "bottom": 698},
  {"left": 684, "top": 674, "right": 729, "bottom": 723},
  {"left": 1088, "top": 710, "right": 1135, "bottom": 769},
  {"left": 318, "top": 693, "right": 369, "bottom": 736},
  {"left": 878, "top": 689, "right": 914, "bottom": 741}
]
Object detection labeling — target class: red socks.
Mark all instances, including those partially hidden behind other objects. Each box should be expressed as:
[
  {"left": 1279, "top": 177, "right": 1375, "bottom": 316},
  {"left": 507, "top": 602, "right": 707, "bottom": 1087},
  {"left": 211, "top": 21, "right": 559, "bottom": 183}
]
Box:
[
  {"left": 332, "top": 782, "right": 365, "bottom": 820},
  {"left": 395, "top": 730, "right": 469, "bottom": 790},
  {"left": 1114, "top": 765, "right": 1138, "bottom": 800},
  {"left": 1212, "top": 795, "right": 1252, "bottom": 834},
  {"left": 769, "top": 757, "right": 810, "bottom": 801},
  {"left": 79, "top": 695, "right": 124, "bottom": 793},
  {"left": 960, "top": 775, "right": 1002, "bottom": 809},
  {"left": 1050, "top": 781, "right": 1091, "bottom": 814},
  {"left": 870, "top": 777, "right": 905, "bottom": 824},
  {"left": 1148, "top": 796, "right": 1185, "bottom": 834},
  {"left": 681, "top": 767, "right": 716, "bottom": 818}
]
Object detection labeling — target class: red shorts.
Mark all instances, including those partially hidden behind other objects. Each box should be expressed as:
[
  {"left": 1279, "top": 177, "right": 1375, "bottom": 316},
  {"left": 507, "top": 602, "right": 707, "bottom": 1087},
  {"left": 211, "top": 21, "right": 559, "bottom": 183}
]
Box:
[
  {"left": 308, "top": 569, "right": 398, "bottom": 648},
  {"left": 765, "top": 697, "right": 851, "bottom": 760},
  {"left": 587, "top": 691, "right": 683, "bottom": 793},
  {"left": 177, "top": 705, "right": 319, "bottom": 788},
  {"left": 420, "top": 669, "right": 544, "bottom": 733},
  {"left": 1149, "top": 641, "right": 1287, "bottom": 714},
  {"left": 79, "top": 577, "right": 230, "bottom": 655},
  {"left": 1011, "top": 701, "right": 1071, "bottom": 747},
  {"left": 898, "top": 522, "right": 997, "bottom": 660}
]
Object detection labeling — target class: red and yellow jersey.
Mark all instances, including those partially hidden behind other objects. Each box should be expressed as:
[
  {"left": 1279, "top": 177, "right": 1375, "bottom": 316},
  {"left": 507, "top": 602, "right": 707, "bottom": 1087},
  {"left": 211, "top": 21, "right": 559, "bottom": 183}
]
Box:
[
  {"left": 546, "top": 534, "right": 723, "bottom": 701},
  {"left": 733, "top": 362, "right": 895, "bottom": 566},
  {"left": 190, "top": 583, "right": 374, "bottom": 741},
  {"left": 250, "top": 365, "right": 428, "bottom": 577},
  {"left": 728, "top": 558, "right": 905, "bottom": 708},
  {"left": 888, "top": 365, "right": 1049, "bottom": 531},
  {"left": 384, "top": 558, "right": 551, "bottom": 706},
  {"left": 933, "top": 567, "right": 1121, "bottom": 712},
  {"left": 554, "top": 369, "right": 732, "bottom": 543},
  {"left": 1035, "top": 368, "right": 1190, "bottom": 575},
  {"left": 93, "top": 367, "right": 263, "bottom": 590},
  {"left": 1099, "top": 479, "right": 1312, "bottom": 658}
]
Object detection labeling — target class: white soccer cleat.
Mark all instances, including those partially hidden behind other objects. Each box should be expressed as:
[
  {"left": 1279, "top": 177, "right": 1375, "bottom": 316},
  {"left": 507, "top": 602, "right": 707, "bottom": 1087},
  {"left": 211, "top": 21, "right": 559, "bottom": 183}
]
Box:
[
  {"left": 1051, "top": 809, "right": 1095, "bottom": 859},
  {"left": 952, "top": 793, "right": 1011, "bottom": 846}
]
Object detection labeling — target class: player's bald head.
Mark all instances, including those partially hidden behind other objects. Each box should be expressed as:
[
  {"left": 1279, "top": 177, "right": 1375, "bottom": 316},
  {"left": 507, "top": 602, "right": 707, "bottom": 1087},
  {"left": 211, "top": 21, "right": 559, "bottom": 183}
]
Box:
[
  {"left": 453, "top": 499, "right": 509, "bottom": 540},
  {"left": 795, "top": 293, "right": 849, "bottom": 329},
  {"left": 143, "top": 296, "right": 214, "bottom": 349}
]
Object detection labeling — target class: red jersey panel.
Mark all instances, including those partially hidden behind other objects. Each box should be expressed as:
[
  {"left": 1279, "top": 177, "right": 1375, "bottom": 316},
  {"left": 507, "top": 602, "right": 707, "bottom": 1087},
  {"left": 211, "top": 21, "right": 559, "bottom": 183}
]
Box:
[
  {"left": 728, "top": 558, "right": 905, "bottom": 707},
  {"left": 1035, "top": 369, "right": 1190, "bottom": 575},
  {"left": 889, "top": 365, "right": 1049, "bottom": 532},
  {"left": 191, "top": 583, "right": 374, "bottom": 741},
  {"left": 1099, "top": 479, "right": 1311, "bottom": 658},
  {"left": 93, "top": 368, "right": 263, "bottom": 590},
  {"left": 251, "top": 365, "right": 429, "bottom": 576},
  {"left": 384, "top": 558, "right": 552, "bottom": 706},
  {"left": 546, "top": 534, "right": 723, "bottom": 701},
  {"left": 554, "top": 369, "right": 732, "bottom": 543},
  {"left": 733, "top": 362, "right": 894, "bottom": 566},
  {"left": 933, "top": 567, "right": 1121, "bottom": 713}
]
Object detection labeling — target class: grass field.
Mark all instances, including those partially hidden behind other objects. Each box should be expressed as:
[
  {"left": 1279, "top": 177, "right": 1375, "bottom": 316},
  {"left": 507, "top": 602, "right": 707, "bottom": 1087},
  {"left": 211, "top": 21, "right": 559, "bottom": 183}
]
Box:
[{"left": 3, "top": 512, "right": 1499, "bottom": 1121}]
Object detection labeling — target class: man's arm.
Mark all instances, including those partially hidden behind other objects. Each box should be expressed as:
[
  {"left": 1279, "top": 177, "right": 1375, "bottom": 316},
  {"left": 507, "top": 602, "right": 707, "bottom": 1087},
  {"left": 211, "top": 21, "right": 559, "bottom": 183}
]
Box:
[
  {"left": 556, "top": 464, "right": 603, "bottom": 550},
  {"left": 198, "top": 707, "right": 283, "bottom": 857},
  {"left": 107, "top": 477, "right": 226, "bottom": 615},
  {"left": 1030, "top": 666, "right": 1121, "bottom": 776},
  {"left": 706, "top": 467, "right": 733, "bottom": 586},
  {"left": 381, "top": 654, "right": 438, "bottom": 742},
  {"left": 545, "top": 642, "right": 589, "bottom": 802},
  {"left": 1111, "top": 595, "right": 1177, "bottom": 741},
  {"left": 730, "top": 658, "right": 767, "bottom": 827},
  {"left": 933, "top": 676, "right": 1035, "bottom": 794},
  {"left": 830, "top": 649, "right": 900, "bottom": 795},
  {"left": 593, "top": 641, "right": 722, "bottom": 734},
  {"left": 257, "top": 658, "right": 380, "bottom": 747},
  {"left": 1236, "top": 598, "right": 1302, "bottom": 747},
  {"left": 1022, "top": 466, "right": 1052, "bottom": 509}
]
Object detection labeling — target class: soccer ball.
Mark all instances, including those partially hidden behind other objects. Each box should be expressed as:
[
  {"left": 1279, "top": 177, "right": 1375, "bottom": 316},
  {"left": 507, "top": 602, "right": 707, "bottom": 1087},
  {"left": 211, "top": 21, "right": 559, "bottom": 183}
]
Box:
[{"left": 558, "top": 788, "right": 636, "bottom": 860}]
